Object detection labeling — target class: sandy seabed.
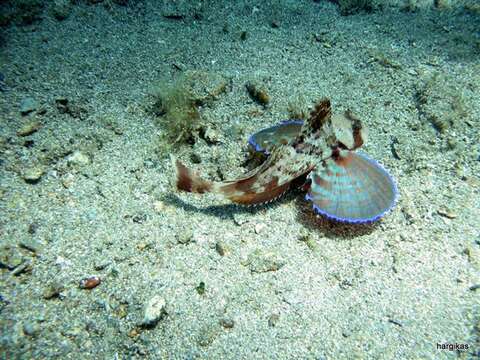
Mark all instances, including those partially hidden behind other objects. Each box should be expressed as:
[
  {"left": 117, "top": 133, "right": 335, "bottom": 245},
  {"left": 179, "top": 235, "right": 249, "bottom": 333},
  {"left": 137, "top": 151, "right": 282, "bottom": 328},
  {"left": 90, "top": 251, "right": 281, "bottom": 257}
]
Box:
[{"left": 0, "top": 1, "right": 479, "bottom": 359}]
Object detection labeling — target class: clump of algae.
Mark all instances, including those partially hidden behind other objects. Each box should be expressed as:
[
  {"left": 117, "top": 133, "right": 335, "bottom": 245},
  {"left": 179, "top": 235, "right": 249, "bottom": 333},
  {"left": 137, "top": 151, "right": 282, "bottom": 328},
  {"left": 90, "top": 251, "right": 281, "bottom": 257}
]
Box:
[
  {"left": 334, "top": 0, "right": 383, "bottom": 15},
  {"left": 150, "top": 70, "right": 227, "bottom": 149},
  {"left": 151, "top": 77, "right": 200, "bottom": 144}
]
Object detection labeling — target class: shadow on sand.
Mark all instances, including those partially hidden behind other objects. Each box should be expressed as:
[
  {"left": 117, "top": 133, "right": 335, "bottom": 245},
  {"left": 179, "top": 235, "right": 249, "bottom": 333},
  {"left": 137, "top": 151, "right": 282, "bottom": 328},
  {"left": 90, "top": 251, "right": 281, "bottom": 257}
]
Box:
[{"left": 163, "top": 189, "right": 379, "bottom": 240}]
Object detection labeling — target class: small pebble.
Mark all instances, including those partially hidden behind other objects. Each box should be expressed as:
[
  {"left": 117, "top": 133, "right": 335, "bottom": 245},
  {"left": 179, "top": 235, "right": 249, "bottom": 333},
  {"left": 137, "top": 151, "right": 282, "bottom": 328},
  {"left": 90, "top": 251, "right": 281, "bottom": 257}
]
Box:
[
  {"left": 254, "top": 223, "right": 266, "bottom": 234},
  {"left": 268, "top": 313, "right": 280, "bottom": 327},
  {"left": 232, "top": 213, "right": 249, "bottom": 226},
  {"left": 61, "top": 173, "right": 75, "bottom": 188},
  {"left": 23, "top": 322, "right": 39, "bottom": 336},
  {"left": 43, "top": 281, "right": 64, "bottom": 299},
  {"left": 142, "top": 295, "right": 167, "bottom": 328},
  {"left": 128, "top": 328, "right": 140, "bottom": 338},
  {"left": 55, "top": 96, "right": 68, "bottom": 106},
  {"left": 215, "top": 241, "right": 229, "bottom": 256},
  {"left": 176, "top": 229, "right": 194, "bottom": 244},
  {"left": 28, "top": 222, "right": 39, "bottom": 234},
  {"left": 196, "top": 282, "right": 206, "bottom": 295},
  {"left": 94, "top": 261, "right": 110, "bottom": 271},
  {"left": 220, "top": 317, "right": 234, "bottom": 329},
  {"left": 203, "top": 127, "right": 221, "bottom": 144},
  {"left": 437, "top": 208, "right": 457, "bottom": 219},
  {"left": 79, "top": 275, "right": 101, "bottom": 289},
  {"left": 132, "top": 213, "right": 147, "bottom": 224},
  {"left": 67, "top": 151, "right": 90, "bottom": 167},
  {"left": 22, "top": 167, "right": 44, "bottom": 184}
]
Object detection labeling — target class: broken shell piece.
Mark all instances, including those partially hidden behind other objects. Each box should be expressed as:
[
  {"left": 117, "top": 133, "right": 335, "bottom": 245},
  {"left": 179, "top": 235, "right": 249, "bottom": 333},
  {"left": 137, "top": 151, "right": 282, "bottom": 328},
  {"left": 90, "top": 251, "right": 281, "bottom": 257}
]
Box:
[
  {"left": 142, "top": 295, "right": 167, "bottom": 328},
  {"left": 79, "top": 275, "right": 101, "bottom": 289}
]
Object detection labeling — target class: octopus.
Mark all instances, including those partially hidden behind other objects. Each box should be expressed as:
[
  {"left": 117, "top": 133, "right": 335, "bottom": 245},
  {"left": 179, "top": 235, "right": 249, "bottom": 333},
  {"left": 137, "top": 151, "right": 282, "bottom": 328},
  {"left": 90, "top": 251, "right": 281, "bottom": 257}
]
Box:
[{"left": 173, "top": 98, "right": 398, "bottom": 224}]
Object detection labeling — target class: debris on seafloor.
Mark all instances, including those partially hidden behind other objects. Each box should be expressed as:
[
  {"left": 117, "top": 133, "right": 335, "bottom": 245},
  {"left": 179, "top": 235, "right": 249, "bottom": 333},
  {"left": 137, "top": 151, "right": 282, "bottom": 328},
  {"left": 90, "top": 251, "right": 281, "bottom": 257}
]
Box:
[{"left": 150, "top": 70, "right": 227, "bottom": 146}]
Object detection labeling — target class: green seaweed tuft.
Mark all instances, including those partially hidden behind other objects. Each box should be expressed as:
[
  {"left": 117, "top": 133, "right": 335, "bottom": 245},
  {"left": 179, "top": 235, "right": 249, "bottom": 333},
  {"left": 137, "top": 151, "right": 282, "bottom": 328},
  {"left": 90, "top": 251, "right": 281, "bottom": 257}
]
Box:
[
  {"left": 150, "top": 71, "right": 227, "bottom": 151},
  {"left": 333, "top": 0, "right": 383, "bottom": 15},
  {"left": 152, "top": 79, "right": 200, "bottom": 144}
]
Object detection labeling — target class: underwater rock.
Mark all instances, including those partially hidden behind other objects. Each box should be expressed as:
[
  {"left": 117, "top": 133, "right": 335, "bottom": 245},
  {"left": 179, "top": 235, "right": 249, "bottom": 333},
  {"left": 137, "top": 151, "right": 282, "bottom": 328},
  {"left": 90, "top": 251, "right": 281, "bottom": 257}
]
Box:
[
  {"left": 142, "top": 295, "right": 167, "bottom": 328},
  {"left": 176, "top": 229, "right": 194, "bottom": 244},
  {"left": 54, "top": 96, "right": 68, "bottom": 110},
  {"left": 22, "top": 166, "right": 44, "bottom": 183},
  {"left": 61, "top": 173, "right": 75, "bottom": 189},
  {"left": 67, "top": 151, "right": 90, "bottom": 167},
  {"left": 20, "top": 97, "right": 38, "bottom": 115},
  {"left": 0, "top": 245, "right": 24, "bottom": 270},
  {"left": 254, "top": 223, "right": 266, "bottom": 234},
  {"left": 23, "top": 322, "right": 40, "bottom": 336},
  {"left": 17, "top": 121, "right": 41, "bottom": 137},
  {"left": 202, "top": 126, "right": 221, "bottom": 144}
]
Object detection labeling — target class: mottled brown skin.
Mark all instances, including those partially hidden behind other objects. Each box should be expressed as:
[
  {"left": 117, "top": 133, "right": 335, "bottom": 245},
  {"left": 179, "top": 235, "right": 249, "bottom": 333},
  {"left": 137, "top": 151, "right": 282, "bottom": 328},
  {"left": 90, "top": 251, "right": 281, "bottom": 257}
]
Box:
[{"left": 174, "top": 98, "right": 366, "bottom": 206}]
